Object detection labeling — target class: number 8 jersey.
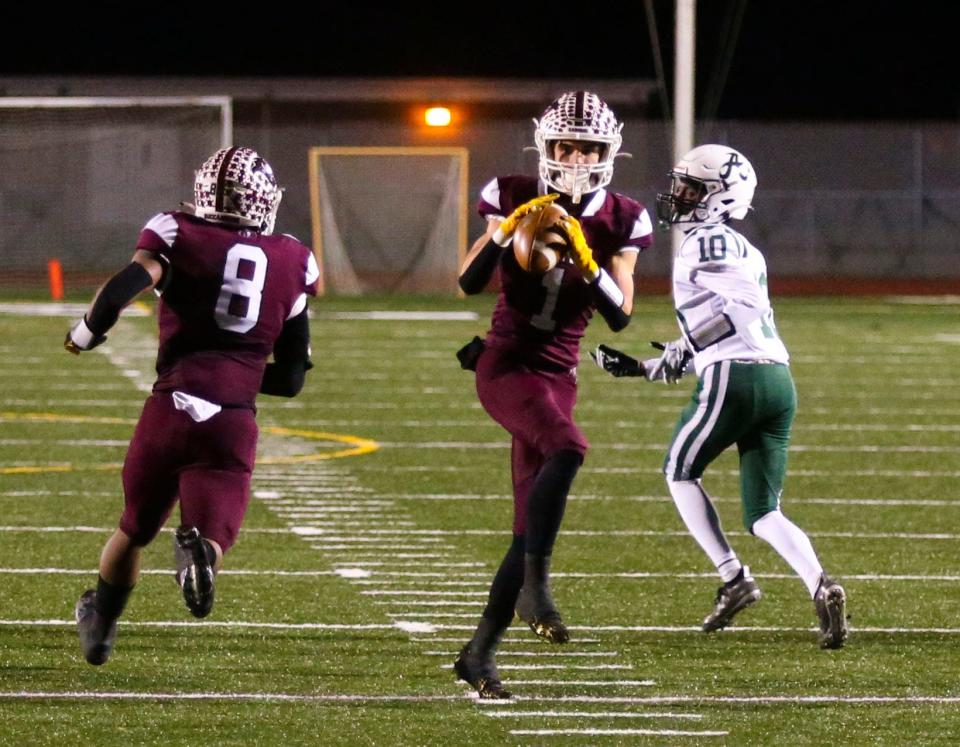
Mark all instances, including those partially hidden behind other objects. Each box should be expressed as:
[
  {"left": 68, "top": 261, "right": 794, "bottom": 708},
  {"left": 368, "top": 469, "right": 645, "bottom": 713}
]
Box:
[
  {"left": 136, "top": 211, "right": 319, "bottom": 408},
  {"left": 673, "top": 223, "right": 789, "bottom": 376}
]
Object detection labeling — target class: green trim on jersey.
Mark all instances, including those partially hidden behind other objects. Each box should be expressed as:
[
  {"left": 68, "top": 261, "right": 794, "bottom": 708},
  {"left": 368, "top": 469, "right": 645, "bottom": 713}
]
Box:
[{"left": 663, "top": 361, "right": 797, "bottom": 530}]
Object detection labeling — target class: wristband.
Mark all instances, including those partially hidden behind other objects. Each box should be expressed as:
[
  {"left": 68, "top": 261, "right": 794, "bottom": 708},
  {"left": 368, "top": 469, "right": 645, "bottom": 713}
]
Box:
[
  {"left": 592, "top": 267, "right": 625, "bottom": 307},
  {"left": 70, "top": 317, "right": 97, "bottom": 349},
  {"left": 589, "top": 268, "right": 630, "bottom": 332}
]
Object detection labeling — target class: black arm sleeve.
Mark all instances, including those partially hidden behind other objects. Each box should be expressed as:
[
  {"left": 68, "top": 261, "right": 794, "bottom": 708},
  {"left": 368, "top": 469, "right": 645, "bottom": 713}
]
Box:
[
  {"left": 458, "top": 236, "right": 504, "bottom": 295},
  {"left": 260, "top": 309, "right": 312, "bottom": 398},
  {"left": 86, "top": 262, "right": 155, "bottom": 335},
  {"left": 589, "top": 279, "right": 631, "bottom": 332}
]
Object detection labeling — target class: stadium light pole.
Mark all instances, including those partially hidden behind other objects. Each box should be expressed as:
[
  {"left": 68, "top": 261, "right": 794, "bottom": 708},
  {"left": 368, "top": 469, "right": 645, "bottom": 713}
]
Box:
[{"left": 673, "top": 0, "right": 695, "bottom": 254}]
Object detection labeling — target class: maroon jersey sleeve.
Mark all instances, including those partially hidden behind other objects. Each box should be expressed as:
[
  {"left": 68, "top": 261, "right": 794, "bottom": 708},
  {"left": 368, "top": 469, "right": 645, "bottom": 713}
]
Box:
[
  {"left": 478, "top": 175, "right": 540, "bottom": 221},
  {"left": 137, "top": 213, "right": 181, "bottom": 254},
  {"left": 141, "top": 212, "right": 316, "bottom": 408},
  {"left": 578, "top": 191, "right": 654, "bottom": 266}
]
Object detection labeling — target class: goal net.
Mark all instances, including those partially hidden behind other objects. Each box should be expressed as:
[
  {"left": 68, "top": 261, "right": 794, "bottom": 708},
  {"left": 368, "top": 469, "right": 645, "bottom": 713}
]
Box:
[
  {"left": 0, "top": 97, "right": 231, "bottom": 290},
  {"left": 308, "top": 147, "right": 469, "bottom": 294}
]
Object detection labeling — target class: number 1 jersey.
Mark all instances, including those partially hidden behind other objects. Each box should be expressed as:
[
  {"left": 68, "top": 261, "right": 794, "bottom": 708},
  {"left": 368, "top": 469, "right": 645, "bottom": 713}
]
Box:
[
  {"left": 478, "top": 175, "right": 653, "bottom": 371},
  {"left": 136, "top": 211, "right": 319, "bottom": 408}
]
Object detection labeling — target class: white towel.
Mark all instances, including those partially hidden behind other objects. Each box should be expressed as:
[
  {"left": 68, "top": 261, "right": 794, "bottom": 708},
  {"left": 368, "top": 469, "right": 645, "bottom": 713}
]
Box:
[{"left": 172, "top": 391, "right": 222, "bottom": 423}]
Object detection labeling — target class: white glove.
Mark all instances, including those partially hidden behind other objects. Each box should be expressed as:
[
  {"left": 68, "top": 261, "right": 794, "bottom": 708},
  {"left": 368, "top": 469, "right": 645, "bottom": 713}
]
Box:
[{"left": 646, "top": 339, "right": 692, "bottom": 384}]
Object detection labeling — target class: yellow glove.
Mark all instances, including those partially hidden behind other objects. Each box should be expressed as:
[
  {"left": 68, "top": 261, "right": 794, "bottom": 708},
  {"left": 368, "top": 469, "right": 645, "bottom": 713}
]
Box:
[
  {"left": 560, "top": 215, "right": 599, "bottom": 281},
  {"left": 494, "top": 193, "right": 560, "bottom": 243}
]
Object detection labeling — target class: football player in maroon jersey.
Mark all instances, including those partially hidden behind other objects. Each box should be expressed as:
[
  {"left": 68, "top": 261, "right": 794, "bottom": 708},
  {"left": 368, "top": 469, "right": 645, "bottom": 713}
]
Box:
[
  {"left": 454, "top": 91, "right": 655, "bottom": 698},
  {"left": 65, "top": 147, "right": 319, "bottom": 665}
]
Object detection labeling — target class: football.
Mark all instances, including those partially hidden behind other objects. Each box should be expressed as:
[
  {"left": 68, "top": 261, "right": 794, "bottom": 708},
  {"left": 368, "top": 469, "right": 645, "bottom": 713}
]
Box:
[{"left": 512, "top": 203, "right": 569, "bottom": 274}]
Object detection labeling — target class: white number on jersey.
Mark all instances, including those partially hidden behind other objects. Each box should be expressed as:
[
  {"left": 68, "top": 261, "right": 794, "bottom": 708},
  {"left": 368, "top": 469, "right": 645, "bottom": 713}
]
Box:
[
  {"left": 215, "top": 244, "right": 268, "bottom": 333},
  {"left": 530, "top": 266, "right": 564, "bottom": 331}
]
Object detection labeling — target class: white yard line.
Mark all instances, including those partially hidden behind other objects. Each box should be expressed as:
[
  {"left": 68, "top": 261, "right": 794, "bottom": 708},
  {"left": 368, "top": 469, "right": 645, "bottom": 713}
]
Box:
[
  {"left": 362, "top": 590, "right": 489, "bottom": 597},
  {"left": 0, "top": 619, "right": 436, "bottom": 632},
  {"left": 509, "top": 728, "right": 727, "bottom": 737},
  {"left": 485, "top": 710, "right": 703, "bottom": 719},
  {"left": 357, "top": 493, "right": 960, "bottom": 507},
  {"left": 416, "top": 637, "right": 601, "bottom": 644},
  {"left": 9, "top": 689, "right": 947, "bottom": 710},
  {"left": 0, "top": 302, "right": 149, "bottom": 317},
  {"left": 41, "top": 617, "right": 960, "bottom": 636},
  {"left": 422, "top": 651, "right": 619, "bottom": 657},
  {"left": 478, "top": 680, "right": 656, "bottom": 688},
  {"left": 2, "top": 567, "right": 959, "bottom": 583},
  {"left": 522, "top": 695, "right": 960, "bottom": 705},
  {"left": 0, "top": 690, "right": 464, "bottom": 703},
  {"left": 356, "top": 465, "right": 960, "bottom": 478},
  {"left": 486, "top": 665, "right": 634, "bottom": 672}
]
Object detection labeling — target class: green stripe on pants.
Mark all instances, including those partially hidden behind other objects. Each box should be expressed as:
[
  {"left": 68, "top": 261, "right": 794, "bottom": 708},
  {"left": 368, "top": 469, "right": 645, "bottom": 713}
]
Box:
[{"left": 663, "top": 362, "right": 796, "bottom": 530}]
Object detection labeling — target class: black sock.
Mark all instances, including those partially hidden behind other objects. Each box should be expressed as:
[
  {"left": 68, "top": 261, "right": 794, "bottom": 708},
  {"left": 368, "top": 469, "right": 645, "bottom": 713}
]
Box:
[
  {"left": 724, "top": 568, "right": 745, "bottom": 588},
  {"left": 94, "top": 575, "right": 133, "bottom": 620},
  {"left": 480, "top": 534, "right": 525, "bottom": 627},
  {"left": 524, "top": 450, "right": 582, "bottom": 557},
  {"left": 469, "top": 617, "right": 508, "bottom": 657},
  {"left": 522, "top": 552, "right": 552, "bottom": 588}
]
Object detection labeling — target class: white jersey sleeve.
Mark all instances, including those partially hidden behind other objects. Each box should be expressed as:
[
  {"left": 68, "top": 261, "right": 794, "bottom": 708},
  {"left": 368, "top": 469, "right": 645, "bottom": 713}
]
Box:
[{"left": 673, "top": 224, "right": 789, "bottom": 375}]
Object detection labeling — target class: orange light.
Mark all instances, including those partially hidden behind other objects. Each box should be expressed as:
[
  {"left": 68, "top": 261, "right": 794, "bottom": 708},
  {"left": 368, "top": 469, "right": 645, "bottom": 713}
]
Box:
[{"left": 424, "top": 106, "right": 452, "bottom": 127}]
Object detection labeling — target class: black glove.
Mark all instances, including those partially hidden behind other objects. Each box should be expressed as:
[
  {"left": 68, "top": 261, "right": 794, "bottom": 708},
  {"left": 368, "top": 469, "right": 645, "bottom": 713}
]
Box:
[
  {"left": 456, "top": 336, "right": 486, "bottom": 371},
  {"left": 589, "top": 344, "right": 645, "bottom": 377}
]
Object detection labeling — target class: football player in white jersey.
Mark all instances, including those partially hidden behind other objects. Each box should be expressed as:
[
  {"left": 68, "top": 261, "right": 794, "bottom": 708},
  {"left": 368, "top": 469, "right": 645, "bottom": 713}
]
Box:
[{"left": 592, "top": 144, "right": 848, "bottom": 649}]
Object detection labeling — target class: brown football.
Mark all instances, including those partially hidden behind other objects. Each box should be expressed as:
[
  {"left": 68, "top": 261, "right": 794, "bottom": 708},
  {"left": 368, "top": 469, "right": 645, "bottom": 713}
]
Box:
[{"left": 512, "top": 203, "right": 569, "bottom": 274}]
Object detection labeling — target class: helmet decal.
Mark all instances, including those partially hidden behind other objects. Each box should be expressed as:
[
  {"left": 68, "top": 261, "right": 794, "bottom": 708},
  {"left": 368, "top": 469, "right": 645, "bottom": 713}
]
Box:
[
  {"left": 194, "top": 147, "right": 283, "bottom": 234},
  {"left": 656, "top": 144, "right": 757, "bottom": 227}
]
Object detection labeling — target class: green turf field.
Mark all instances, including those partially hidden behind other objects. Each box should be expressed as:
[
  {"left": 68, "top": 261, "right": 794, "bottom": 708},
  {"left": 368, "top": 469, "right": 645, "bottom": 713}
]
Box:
[{"left": 1, "top": 294, "right": 958, "bottom": 745}]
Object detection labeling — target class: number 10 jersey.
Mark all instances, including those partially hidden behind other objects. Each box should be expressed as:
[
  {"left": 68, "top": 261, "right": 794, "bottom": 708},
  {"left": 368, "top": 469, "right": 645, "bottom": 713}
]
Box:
[
  {"left": 136, "top": 211, "right": 319, "bottom": 408},
  {"left": 673, "top": 223, "right": 789, "bottom": 376}
]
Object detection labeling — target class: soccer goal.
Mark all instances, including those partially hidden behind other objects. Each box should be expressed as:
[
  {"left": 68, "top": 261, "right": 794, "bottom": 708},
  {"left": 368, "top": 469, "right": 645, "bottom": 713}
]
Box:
[
  {"left": 0, "top": 96, "right": 231, "bottom": 289},
  {"left": 308, "top": 147, "right": 469, "bottom": 295}
]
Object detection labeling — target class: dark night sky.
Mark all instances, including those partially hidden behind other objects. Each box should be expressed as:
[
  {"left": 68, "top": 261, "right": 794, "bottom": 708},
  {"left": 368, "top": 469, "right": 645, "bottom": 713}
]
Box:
[{"left": 5, "top": 2, "right": 958, "bottom": 120}]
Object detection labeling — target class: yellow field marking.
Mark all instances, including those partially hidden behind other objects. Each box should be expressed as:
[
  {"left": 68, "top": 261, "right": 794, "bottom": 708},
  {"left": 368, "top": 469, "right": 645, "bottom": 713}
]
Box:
[
  {"left": 260, "top": 426, "right": 379, "bottom": 463},
  {"left": 0, "top": 412, "right": 135, "bottom": 426},
  {"left": 0, "top": 412, "right": 379, "bottom": 474}
]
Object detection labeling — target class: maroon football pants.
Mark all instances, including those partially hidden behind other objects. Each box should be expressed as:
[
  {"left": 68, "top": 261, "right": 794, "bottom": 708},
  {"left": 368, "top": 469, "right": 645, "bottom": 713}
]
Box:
[
  {"left": 119, "top": 393, "right": 258, "bottom": 552},
  {"left": 475, "top": 346, "right": 589, "bottom": 535}
]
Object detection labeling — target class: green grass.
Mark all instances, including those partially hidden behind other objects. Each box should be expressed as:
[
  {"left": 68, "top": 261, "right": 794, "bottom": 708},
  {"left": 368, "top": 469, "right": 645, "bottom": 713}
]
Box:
[{"left": 1, "top": 294, "right": 959, "bottom": 745}]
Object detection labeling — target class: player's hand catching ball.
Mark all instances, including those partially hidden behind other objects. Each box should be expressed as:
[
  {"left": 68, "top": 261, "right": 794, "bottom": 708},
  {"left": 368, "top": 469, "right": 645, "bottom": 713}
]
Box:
[
  {"left": 559, "top": 215, "right": 599, "bottom": 282},
  {"left": 494, "top": 193, "right": 560, "bottom": 244}
]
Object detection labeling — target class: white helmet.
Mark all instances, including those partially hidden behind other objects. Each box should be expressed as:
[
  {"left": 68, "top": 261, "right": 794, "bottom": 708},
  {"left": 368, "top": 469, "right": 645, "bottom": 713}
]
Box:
[
  {"left": 194, "top": 146, "right": 283, "bottom": 234},
  {"left": 655, "top": 144, "right": 757, "bottom": 226},
  {"left": 534, "top": 91, "right": 623, "bottom": 203}
]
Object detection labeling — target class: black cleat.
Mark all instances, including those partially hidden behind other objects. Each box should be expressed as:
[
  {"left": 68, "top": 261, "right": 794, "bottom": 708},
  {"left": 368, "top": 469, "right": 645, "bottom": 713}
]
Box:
[
  {"left": 454, "top": 644, "right": 511, "bottom": 699},
  {"left": 703, "top": 566, "right": 762, "bottom": 632},
  {"left": 75, "top": 589, "right": 117, "bottom": 666},
  {"left": 515, "top": 585, "right": 570, "bottom": 644},
  {"left": 815, "top": 574, "right": 848, "bottom": 649},
  {"left": 173, "top": 525, "right": 215, "bottom": 618}
]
